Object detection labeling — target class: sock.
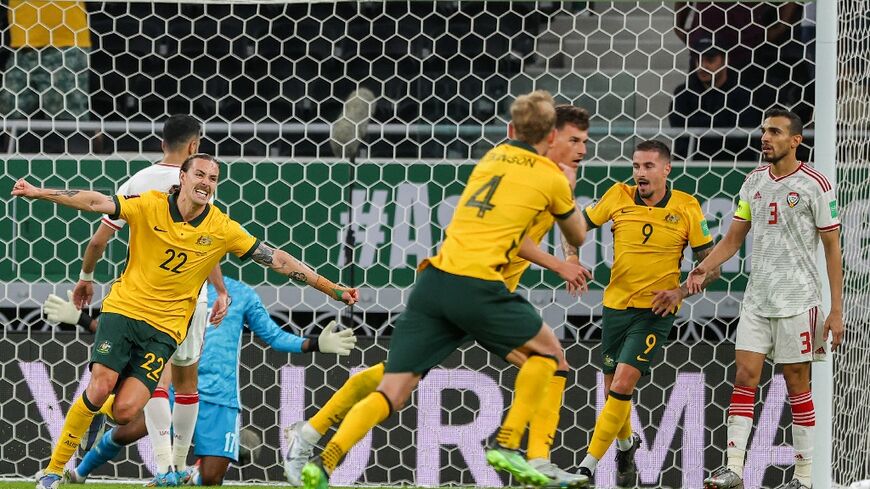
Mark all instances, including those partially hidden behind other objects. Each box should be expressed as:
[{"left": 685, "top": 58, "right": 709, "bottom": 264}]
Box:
[
  {"left": 46, "top": 393, "right": 100, "bottom": 474},
  {"left": 789, "top": 391, "right": 815, "bottom": 486},
  {"left": 172, "top": 392, "right": 199, "bottom": 470},
  {"left": 726, "top": 385, "right": 756, "bottom": 478},
  {"left": 310, "top": 363, "right": 385, "bottom": 436},
  {"left": 144, "top": 388, "right": 173, "bottom": 474},
  {"left": 527, "top": 370, "right": 567, "bottom": 460},
  {"left": 587, "top": 391, "right": 632, "bottom": 462},
  {"left": 99, "top": 394, "right": 115, "bottom": 421},
  {"left": 615, "top": 413, "right": 633, "bottom": 451},
  {"left": 322, "top": 391, "right": 392, "bottom": 474},
  {"left": 497, "top": 355, "right": 557, "bottom": 450},
  {"left": 76, "top": 428, "right": 122, "bottom": 477}
]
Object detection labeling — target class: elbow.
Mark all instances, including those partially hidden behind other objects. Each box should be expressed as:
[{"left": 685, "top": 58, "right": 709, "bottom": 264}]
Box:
[{"left": 567, "top": 231, "right": 584, "bottom": 248}]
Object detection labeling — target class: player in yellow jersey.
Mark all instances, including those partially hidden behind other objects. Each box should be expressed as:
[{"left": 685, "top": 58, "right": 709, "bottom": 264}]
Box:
[
  {"left": 298, "top": 90, "right": 588, "bottom": 489},
  {"left": 13, "top": 154, "right": 358, "bottom": 489},
  {"left": 283, "top": 105, "right": 592, "bottom": 488},
  {"left": 573, "top": 140, "right": 719, "bottom": 486}
]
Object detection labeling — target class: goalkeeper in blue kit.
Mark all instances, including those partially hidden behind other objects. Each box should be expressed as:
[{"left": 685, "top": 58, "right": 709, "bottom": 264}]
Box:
[{"left": 44, "top": 277, "right": 356, "bottom": 486}]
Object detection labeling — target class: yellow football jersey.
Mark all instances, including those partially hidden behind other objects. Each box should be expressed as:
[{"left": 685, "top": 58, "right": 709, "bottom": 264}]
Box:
[
  {"left": 100, "top": 190, "right": 259, "bottom": 343},
  {"left": 426, "top": 140, "right": 576, "bottom": 283},
  {"left": 584, "top": 183, "right": 713, "bottom": 309},
  {"left": 501, "top": 212, "right": 555, "bottom": 292}
]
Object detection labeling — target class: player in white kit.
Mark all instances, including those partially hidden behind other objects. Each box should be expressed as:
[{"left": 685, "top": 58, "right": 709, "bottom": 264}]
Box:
[
  {"left": 686, "top": 108, "right": 844, "bottom": 489},
  {"left": 71, "top": 115, "right": 230, "bottom": 485}
]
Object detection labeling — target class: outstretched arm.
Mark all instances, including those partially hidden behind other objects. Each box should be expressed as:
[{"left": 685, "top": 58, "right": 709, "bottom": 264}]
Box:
[
  {"left": 11, "top": 178, "right": 117, "bottom": 215},
  {"left": 249, "top": 241, "right": 359, "bottom": 305},
  {"left": 518, "top": 237, "right": 591, "bottom": 295},
  {"left": 686, "top": 219, "right": 751, "bottom": 294},
  {"left": 651, "top": 245, "right": 722, "bottom": 317}
]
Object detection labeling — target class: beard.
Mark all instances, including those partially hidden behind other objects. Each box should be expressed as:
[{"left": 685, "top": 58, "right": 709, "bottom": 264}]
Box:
[{"left": 762, "top": 148, "right": 788, "bottom": 163}]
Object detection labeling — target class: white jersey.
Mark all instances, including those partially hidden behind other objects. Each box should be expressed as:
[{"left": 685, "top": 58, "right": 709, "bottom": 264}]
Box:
[
  {"left": 100, "top": 162, "right": 212, "bottom": 304},
  {"left": 734, "top": 162, "right": 840, "bottom": 317}
]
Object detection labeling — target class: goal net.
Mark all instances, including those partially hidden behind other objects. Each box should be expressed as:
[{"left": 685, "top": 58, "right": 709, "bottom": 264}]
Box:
[{"left": 0, "top": 1, "right": 865, "bottom": 487}]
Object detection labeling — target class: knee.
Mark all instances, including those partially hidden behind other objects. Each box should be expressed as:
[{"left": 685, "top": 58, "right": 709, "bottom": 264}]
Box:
[
  {"left": 781, "top": 364, "right": 810, "bottom": 393},
  {"left": 85, "top": 380, "right": 115, "bottom": 406},
  {"left": 171, "top": 364, "right": 199, "bottom": 393},
  {"left": 111, "top": 399, "right": 141, "bottom": 425},
  {"left": 609, "top": 378, "right": 635, "bottom": 397},
  {"left": 734, "top": 365, "right": 762, "bottom": 387}
]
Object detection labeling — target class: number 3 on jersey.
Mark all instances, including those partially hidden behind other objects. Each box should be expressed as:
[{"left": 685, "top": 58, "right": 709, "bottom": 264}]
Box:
[{"left": 465, "top": 174, "right": 504, "bottom": 218}]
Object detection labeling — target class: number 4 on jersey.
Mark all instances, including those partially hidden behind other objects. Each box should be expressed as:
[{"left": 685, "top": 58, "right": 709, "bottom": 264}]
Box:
[{"left": 465, "top": 175, "right": 504, "bottom": 218}]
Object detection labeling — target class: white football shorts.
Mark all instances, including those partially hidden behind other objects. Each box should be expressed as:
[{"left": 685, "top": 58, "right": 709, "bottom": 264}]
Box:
[{"left": 735, "top": 305, "right": 827, "bottom": 364}]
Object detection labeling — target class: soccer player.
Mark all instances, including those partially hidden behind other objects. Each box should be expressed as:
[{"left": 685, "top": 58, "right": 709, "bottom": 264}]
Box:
[
  {"left": 283, "top": 105, "right": 593, "bottom": 488},
  {"left": 689, "top": 109, "right": 844, "bottom": 489},
  {"left": 298, "top": 90, "right": 588, "bottom": 489},
  {"left": 14, "top": 154, "right": 358, "bottom": 489},
  {"left": 44, "top": 276, "right": 357, "bottom": 486},
  {"left": 70, "top": 114, "right": 231, "bottom": 486},
  {"left": 574, "top": 140, "right": 717, "bottom": 486}
]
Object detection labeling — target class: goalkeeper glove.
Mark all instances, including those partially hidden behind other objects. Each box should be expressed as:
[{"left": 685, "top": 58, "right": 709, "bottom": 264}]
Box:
[
  {"left": 43, "top": 290, "right": 92, "bottom": 330},
  {"left": 311, "top": 320, "right": 357, "bottom": 355}
]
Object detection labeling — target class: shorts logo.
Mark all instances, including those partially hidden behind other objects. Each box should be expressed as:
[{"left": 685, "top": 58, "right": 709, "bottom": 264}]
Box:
[
  {"left": 196, "top": 235, "right": 213, "bottom": 246},
  {"left": 787, "top": 192, "right": 800, "bottom": 208},
  {"left": 815, "top": 347, "right": 825, "bottom": 354},
  {"left": 96, "top": 340, "right": 112, "bottom": 354},
  {"left": 603, "top": 354, "right": 615, "bottom": 367},
  {"left": 635, "top": 354, "right": 649, "bottom": 363}
]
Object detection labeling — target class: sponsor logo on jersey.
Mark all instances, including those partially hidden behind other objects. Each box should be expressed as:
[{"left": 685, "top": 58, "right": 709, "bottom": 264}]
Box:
[
  {"left": 96, "top": 340, "right": 112, "bottom": 354},
  {"left": 829, "top": 200, "right": 838, "bottom": 218},
  {"left": 754, "top": 191, "right": 762, "bottom": 200},
  {"left": 787, "top": 192, "right": 800, "bottom": 208},
  {"left": 665, "top": 213, "right": 680, "bottom": 224},
  {"left": 196, "top": 235, "right": 213, "bottom": 247}
]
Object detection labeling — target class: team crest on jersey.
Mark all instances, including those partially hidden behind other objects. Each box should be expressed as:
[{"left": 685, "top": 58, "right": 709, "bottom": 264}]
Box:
[
  {"left": 753, "top": 191, "right": 762, "bottom": 200},
  {"left": 196, "top": 235, "right": 213, "bottom": 247},
  {"left": 665, "top": 213, "right": 680, "bottom": 224},
  {"left": 787, "top": 192, "right": 800, "bottom": 208},
  {"left": 96, "top": 340, "right": 112, "bottom": 354}
]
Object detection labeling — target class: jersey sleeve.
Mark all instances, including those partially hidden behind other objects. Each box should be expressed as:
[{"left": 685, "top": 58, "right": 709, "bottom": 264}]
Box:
[
  {"left": 101, "top": 178, "right": 132, "bottom": 230},
  {"left": 811, "top": 187, "right": 841, "bottom": 232},
  {"left": 734, "top": 178, "right": 752, "bottom": 222},
  {"left": 111, "top": 191, "right": 149, "bottom": 225},
  {"left": 243, "top": 288, "right": 306, "bottom": 354},
  {"left": 686, "top": 198, "right": 714, "bottom": 253},
  {"left": 582, "top": 184, "right": 618, "bottom": 230},
  {"left": 548, "top": 174, "right": 576, "bottom": 220},
  {"left": 224, "top": 218, "right": 260, "bottom": 260}
]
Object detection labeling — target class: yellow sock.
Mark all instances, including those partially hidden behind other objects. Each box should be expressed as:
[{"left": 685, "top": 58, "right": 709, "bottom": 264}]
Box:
[
  {"left": 321, "top": 391, "right": 391, "bottom": 473},
  {"left": 46, "top": 394, "right": 100, "bottom": 474},
  {"left": 310, "top": 363, "right": 385, "bottom": 435},
  {"left": 588, "top": 391, "right": 632, "bottom": 460},
  {"left": 99, "top": 394, "right": 115, "bottom": 421},
  {"left": 616, "top": 409, "right": 632, "bottom": 441},
  {"left": 527, "top": 371, "right": 567, "bottom": 460},
  {"left": 497, "top": 355, "right": 557, "bottom": 450}
]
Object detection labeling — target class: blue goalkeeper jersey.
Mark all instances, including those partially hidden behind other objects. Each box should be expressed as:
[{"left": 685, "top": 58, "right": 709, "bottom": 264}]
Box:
[{"left": 199, "top": 277, "right": 306, "bottom": 409}]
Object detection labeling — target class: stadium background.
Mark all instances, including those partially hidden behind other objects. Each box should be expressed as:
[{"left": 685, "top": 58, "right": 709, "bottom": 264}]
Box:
[{"left": 1, "top": 1, "right": 869, "bottom": 487}]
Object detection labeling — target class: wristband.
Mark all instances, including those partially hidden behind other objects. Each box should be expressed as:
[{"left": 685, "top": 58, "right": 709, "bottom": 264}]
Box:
[
  {"left": 79, "top": 271, "right": 94, "bottom": 282},
  {"left": 309, "top": 336, "right": 320, "bottom": 353},
  {"left": 77, "top": 311, "right": 94, "bottom": 330}
]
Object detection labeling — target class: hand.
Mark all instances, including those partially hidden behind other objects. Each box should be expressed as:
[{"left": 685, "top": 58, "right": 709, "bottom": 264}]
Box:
[
  {"left": 210, "top": 292, "right": 230, "bottom": 326},
  {"left": 11, "top": 178, "right": 38, "bottom": 198},
  {"left": 317, "top": 320, "right": 357, "bottom": 355},
  {"left": 824, "top": 310, "right": 844, "bottom": 351},
  {"left": 338, "top": 287, "right": 359, "bottom": 305},
  {"left": 685, "top": 265, "right": 709, "bottom": 295},
  {"left": 651, "top": 288, "right": 686, "bottom": 317},
  {"left": 43, "top": 290, "right": 82, "bottom": 324},
  {"left": 73, "top": 279, "right": 94, "bottom": 308},
  {"left": 557, "top": 162, "right": 578, "bottom": 190},
  {"left": 557, "top": 259, "right": 592, "bottom": 296}
]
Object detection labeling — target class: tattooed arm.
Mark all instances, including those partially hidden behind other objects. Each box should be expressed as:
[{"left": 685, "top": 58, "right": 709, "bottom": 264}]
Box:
[
  {"left": 559, "top": 228, "right": 580, "bottom": 264},
  {"left": 680, "top": 246, "right": 721, "bottom": 298},
  {"left": 10, "top": 178, "right": 117, "bottom": 215},
  {"left": 250, "top": 242, "right": 359, "bottom": 305}
]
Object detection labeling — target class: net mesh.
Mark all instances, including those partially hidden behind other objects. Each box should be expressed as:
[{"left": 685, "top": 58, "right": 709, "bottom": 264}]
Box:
[
  {"left": 0, "top": 0, "right": 865, "bottom": 487},
  {"left": 833, "top": 0, "right": 870, "bottom": 484}
]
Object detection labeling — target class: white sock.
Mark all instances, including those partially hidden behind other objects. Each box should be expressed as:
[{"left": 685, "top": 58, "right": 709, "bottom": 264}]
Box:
[
  {"left": 172, "top": 393, "right": 200, "bottom": 470},
  {"left": 144, "top": 391, "right": 173, "bottom": 474},
  {"left": 792, "top": 424, "right": 813, "bottom": 486},
  {"left": 616, "top": 437, "right": 633, "bottom": 451},
  {"left": 301, "top": 421, "right": 322, "bottom": 444},
  {"left": 579, "top": 454, "right": 598, "bottom": 473},
  {"left": 726, "top": 415, "right": 753, "bottom": 478}
]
